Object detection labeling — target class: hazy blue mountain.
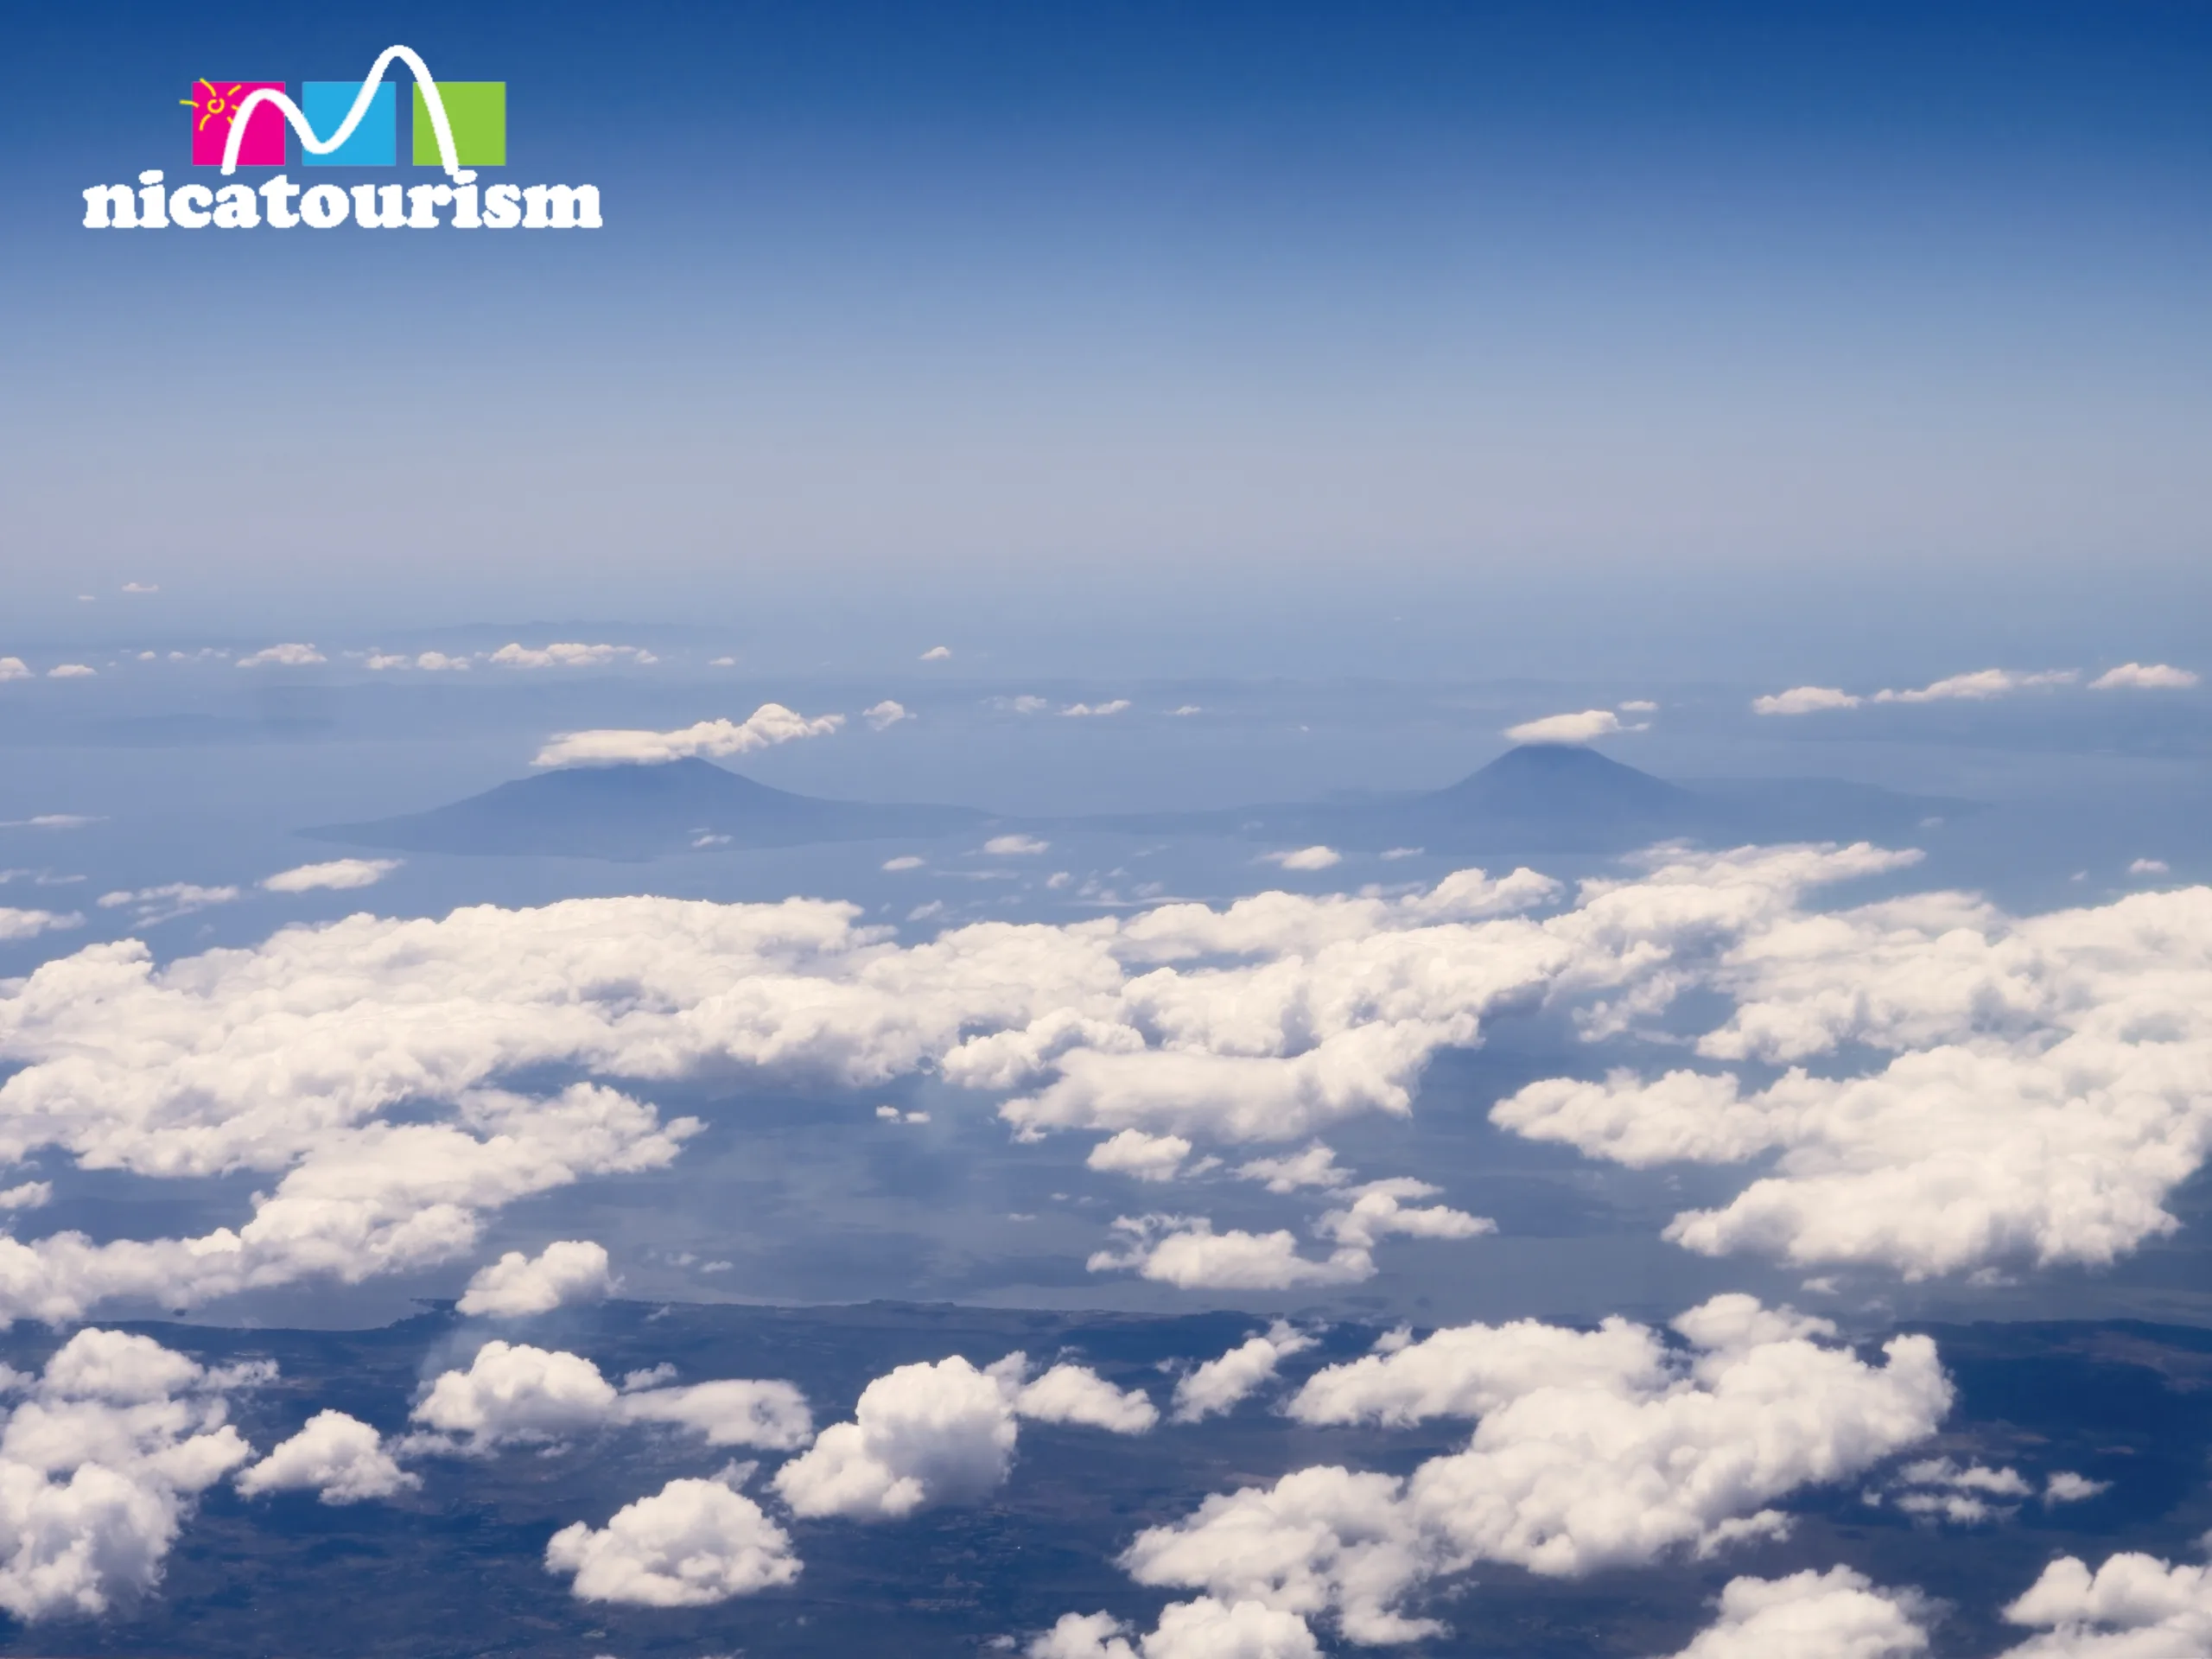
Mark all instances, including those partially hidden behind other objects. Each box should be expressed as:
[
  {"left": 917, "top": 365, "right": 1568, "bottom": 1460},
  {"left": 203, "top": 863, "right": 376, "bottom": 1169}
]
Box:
[
  {"left": 306, "top": 756, "right": 989, "bottom": 859},
  {"left": 1079, "top": 743, "right": 1973, "bottom": 853},
  {"left": 305, "top": 746, "right": 1969, "bottom": 861}
]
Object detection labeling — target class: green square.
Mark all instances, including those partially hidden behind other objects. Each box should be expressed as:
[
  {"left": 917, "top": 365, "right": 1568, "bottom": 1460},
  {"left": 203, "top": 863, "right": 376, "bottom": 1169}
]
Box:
[{"left": 413, "top": 81, "right": 505, "bottom": 166}]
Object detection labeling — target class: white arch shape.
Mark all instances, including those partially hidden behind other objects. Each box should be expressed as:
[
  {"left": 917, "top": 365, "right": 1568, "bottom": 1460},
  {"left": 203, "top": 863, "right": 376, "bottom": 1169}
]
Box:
[{"left": 219, "top": 45, "right": 478, "bottom": 182}]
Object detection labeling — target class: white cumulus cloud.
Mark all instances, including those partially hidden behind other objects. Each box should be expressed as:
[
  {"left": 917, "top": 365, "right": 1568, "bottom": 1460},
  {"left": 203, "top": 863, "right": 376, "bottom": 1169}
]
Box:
[
  {"left": 1258, "top": 847, "right": 1341, "bottom": 872},
  {"left": 1491, "top": 861, "right": 2212, "bottom": 1280},
  {"left": 1753, "top": 686, "right": 1864, "bottom": 716},
  {"left": 1661, "top": 1567, "right": 1929, "bottom": 1659},
  {"left": 0, "top": 658, "right": 28, "bottom": 682},
  {"left": 457, "top": 1240, "right": 615, "bottom": 1317},
  {"left": 1171, "top": 1322, "right": 1316, "bottom": 1423},
  {"left": 2089, "top": 663, "right": 2198, "bottom": 690},
  {"left": 489, "top": 642, "right": 658, "bottom": 669},
  {"left": 1503, "top": 709, "right": 1634, "bottom": 744},
  {"left": 545, "top": 1475, "right": 799, "bottom": 1605},
  {"left": 1121, "top": 1295, "right": 1948, "bottom": 1645},
  {"left": 262, "top": 858, "right": 401, "bottom": 893},
  {"left": 0, "top": 908, "right": 81, "bottom": 943},
  {"left": 410, "top": 1339, "right": 810, "bottom": 1454},
  {"left": 773, "top": 1352, "right": 1152, "bottom": 1521},
  {"left": 533, "top": 703, "right": 844, "bottom": 767},
  {"left": 236, "top": 644, "right": 325, "bottom": 668},
  {"left": 1063, "top": 701, "right": 1131, "bottom": 717},
  {"left": 96, "top": 882, "right": 239, "bottom": 925},
  {"left": 1088, "top": 1216, "right": 1375, "bottom": 1290},
  {"left": 1088, "top": 1128, "right": 1201, "bottom": 1182},
  {"left": 0, "top": 1330, "right": 259, "bottom": 1619},
  {"left": 236, "top": 1410, "right": 416, "bottom": 1504},
  {"left": 46, "top": 664, "right": 97, "bottom": 679},
  {"left": 863, "top": 699, "right": 912, "bottom": 729},
  {"left": 2000, "top": 1553, "right": 2212, "bottom": 1656},
  {"left": 1872, "top": 668, "right": 2075, "bottom": 703}
]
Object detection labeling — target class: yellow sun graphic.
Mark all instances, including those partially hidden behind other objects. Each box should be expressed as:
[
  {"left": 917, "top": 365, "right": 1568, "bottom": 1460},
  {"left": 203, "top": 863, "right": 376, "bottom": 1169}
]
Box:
[{"left": 181, "top": 79, "right": 249, "bottom": 134}]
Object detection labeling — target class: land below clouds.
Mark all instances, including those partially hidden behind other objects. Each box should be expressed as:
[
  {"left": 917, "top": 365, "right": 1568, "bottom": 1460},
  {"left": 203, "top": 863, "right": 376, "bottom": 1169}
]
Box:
[{"left": 8, "top": 1299, "right": 2202, "bottom": 1659}]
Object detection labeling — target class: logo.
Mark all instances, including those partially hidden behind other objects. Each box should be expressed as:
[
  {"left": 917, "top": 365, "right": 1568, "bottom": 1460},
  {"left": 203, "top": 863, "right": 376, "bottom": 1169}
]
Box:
[{"left": 86, "top": 45, "right": 599, "bottom": 231}]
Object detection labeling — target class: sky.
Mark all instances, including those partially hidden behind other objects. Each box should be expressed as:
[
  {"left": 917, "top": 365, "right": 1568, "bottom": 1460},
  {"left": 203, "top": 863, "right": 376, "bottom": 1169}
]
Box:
[
  {"left": 4, "top": 0, "right": 2212, "bottom": 673},
  {"left": 7, "top": 7, "right": 2212, "bottom": 1656}
]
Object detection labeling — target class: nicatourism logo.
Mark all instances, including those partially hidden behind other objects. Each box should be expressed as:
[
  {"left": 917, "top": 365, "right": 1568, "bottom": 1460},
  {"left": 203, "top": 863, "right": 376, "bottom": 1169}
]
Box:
[{"left": 85, "top": 44, "right": 601, "bottom": 231}]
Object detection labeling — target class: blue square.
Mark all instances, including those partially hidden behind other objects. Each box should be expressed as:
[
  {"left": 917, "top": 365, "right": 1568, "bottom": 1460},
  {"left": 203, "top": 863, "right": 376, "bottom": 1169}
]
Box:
[{"left": 301, "top": 79, "right": 396, "bottom": 165}]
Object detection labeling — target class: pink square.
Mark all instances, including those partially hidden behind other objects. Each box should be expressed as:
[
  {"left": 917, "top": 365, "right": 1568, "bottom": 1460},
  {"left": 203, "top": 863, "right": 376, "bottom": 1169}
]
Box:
[{"left": 188, "top": 80, "right": 286, "bottom": 167}]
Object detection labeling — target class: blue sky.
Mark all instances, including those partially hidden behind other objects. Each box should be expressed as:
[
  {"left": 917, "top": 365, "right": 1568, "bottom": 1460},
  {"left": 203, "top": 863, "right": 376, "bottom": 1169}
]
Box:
[{"left": 4, "top": 0, "right": 2210, "bottom": 673}]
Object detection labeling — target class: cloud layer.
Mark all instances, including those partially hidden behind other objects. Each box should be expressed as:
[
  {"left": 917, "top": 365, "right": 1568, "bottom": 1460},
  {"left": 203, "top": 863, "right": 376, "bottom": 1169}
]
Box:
[{"left": 1114, "top": 1296, "right": 1947, "bottom": 1644}]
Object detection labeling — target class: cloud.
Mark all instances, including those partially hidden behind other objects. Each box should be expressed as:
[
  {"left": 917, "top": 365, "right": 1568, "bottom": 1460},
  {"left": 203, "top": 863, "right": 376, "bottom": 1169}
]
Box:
[
  {"left": 262, "top": 858, "right": 401, "bottom": 894},
  {"left": 1063, "top": 701, "right": 1131, "bottom": 717},
  {"left": 236, "top": 1410, "right": 416, "bottom": 1504},
  {"left": 987, "top": 834, "right": 1051, "bottom": 855},
  {"left": 96, "top": 882, "right": 240, "bottom": 925},
  {"left": 1016, "top": 1363, "right": 1160, "bottom": 1434},
  {"left": 2044, "top": 1471, "right": 2109, "bottom": 1504},
  {"left": 457, "top": 1240, "right": 615, "bottom": 1317},
  {"left": 120, "top": 583, "right": 158, "bottom": 594},
  {"left": 1661, "top": 1568, "right": 1929, "bottom": 1659},
  {"left": 46, "top": 664, "right": 97, "bottom": 679},
  {"left": 2000, "top": 1553, "right": 2212, "bottom": 1656},
  {"left": 1088, "top": 1168, "right": 1486, "bottom": 1290},
  {"left": 361, "top": 651, "right": 471, "bottom": 671},
  {"left": 1087, "top": 1216, "right": 1375, "bottom": 1289},
  {"left": 773, "top": 1357, "right": 1018, "bottom": 1520},
  {"left": 1872, "top": 668, "right": 2075, "bottom": 703},
  {"left": 545, "top": 1475, "right": 800, "bottom": 1605},
  {"left": 1502, "top": 709, "right": 1634, "bottom": 744},
  {"left": 0, "top": 658, "right": 28, "bottom": 682},
  {"left": 773, "top": 1353, "right": 1151, "bottom": 1521},
  {"left": 410, "top": 1339, "right": 810, "bottom": 1453},
  {"left": 1171, "top": 705, "right": 1202, "bottom": 716},
  {"left": 1875, "top": 1457, "right": 2033, "bottom": 1524},
  {"left": 1088, "top": 1128, "right": 1200, "bottom": 1182},
  {"left": 1, "top": 815, "right": 99, "bottom": 829},
  {"left": 863, "top": 699, "right": 912, "bottom": 730},
  {"left": 236, "top": 644, "right": 325, "bottom": 668},
  {"left": 0, "top": 848, "right": 1887, "bottom": 1323},
  {"left": 1491, "top": 859, "right": 2212, "bottom": 1279},
  {"left": 1234, "top": 1143, "right": 1351, "bottom": 1193},
  {"left": 1313, "top": 1178, "right": 1493, "bottom": 1251},
  {"left": 920, "top": 645, "right": 953, "bottom": 661},
  {"left": 489, "top": 642, "right": 658, "bottom": 669},
  {"left": 1258, "top": 847, "right": 1341, "bottom": 872},
  {"left": 2127, "top": 858, "right": 2170, "bottom": 877},
  {"left": 0, "top": 1329, "right": 258, "bottom": 1619},
  {"left": 881, "top": 855, "right": 925, "bottom": 871},
  {"left": 1029, "top": 1599, "right": 1321, "bottom": 1659},
  {"left": 0, "top": 907, "right": 82, "bottom": 943},
  {"left": 1171, "top": 1322, "right": 1315, "bottom": 1423},
  {"left": 2089, "top": 663, "right": 2199, "bottom": 690},
  {"left": 1122, "top": 1296, "right": 1947, "bottom": 1644},
  {"left": 533, "top": 704, "right": 844, "bottom": 767},
  {"left": 1752, "top": 686, "right": 1864, "bottom": 716}
]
